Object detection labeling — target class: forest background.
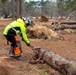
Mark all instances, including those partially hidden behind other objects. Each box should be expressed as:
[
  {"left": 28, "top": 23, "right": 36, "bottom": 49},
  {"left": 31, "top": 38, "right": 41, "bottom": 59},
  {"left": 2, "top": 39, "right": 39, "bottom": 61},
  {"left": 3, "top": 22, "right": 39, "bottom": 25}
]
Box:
[{"left": 0, "top": 0, "right": 76, "bottom": 20}]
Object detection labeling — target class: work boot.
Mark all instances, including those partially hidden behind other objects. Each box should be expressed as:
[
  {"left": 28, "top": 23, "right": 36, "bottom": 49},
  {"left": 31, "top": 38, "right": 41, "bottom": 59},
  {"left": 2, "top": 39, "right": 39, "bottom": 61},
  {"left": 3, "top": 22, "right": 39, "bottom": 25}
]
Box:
[
  {"left": 9, "top": 46, "right": 15, "bottom": 58},
  {"left": 9, "top": 53, "right": 15, "bottom": 57},
  {"left": 14, "top": 56, "right": 24, "bottom": 61}
]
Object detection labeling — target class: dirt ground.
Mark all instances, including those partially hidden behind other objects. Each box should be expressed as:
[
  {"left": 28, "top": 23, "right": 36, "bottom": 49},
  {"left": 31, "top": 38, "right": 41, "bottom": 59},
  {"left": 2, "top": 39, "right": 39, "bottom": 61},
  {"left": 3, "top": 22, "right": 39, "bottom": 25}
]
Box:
[{"left": 0, "top": 19, "right": 76, "bottom": 75}]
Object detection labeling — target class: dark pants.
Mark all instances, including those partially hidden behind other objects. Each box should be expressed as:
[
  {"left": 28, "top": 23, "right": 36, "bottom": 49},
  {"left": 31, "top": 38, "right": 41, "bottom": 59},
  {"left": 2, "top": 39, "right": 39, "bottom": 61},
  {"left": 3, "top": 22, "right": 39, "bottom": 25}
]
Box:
[{"left": 4, "top": 29, "right": 22, "bottom": 57}]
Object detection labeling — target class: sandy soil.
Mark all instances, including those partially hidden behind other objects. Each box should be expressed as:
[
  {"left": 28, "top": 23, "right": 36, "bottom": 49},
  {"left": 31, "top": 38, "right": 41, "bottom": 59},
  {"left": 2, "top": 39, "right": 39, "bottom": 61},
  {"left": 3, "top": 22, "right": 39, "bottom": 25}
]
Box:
[{"left": 0, "top": 19, "right": 76, "bottom": 75}]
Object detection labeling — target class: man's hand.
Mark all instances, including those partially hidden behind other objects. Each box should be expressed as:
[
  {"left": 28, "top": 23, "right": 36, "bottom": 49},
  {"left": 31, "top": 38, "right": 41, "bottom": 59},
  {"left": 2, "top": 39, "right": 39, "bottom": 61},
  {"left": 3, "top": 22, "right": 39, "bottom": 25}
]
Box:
[
  {"left": 30, "top": 45, "right": 38, "bottom": 54},
  {"left": 30, "top": 45, "right": 34, "bottom": 50}
]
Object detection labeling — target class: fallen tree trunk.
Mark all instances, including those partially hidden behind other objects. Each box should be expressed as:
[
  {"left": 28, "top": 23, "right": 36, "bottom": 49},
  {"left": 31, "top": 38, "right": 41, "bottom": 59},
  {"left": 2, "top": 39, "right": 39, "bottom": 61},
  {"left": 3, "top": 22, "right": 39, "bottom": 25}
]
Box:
[
  {"left": 61, "top": 21, "right": 76, "bottom": 25},
  {"left": 54, "top": 24, "right": 76, "bottom": 30},
  {"left": 34, "top": 47, "right": 76, "bottom": 75},
  {"left": 52, "top": 21, "right": 76, "bottom": 25}
]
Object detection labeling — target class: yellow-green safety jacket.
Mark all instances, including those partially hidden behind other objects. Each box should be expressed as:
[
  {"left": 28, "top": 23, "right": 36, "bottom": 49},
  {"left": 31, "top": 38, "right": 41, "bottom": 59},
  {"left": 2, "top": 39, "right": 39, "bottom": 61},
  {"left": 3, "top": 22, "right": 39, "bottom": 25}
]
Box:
[{"left": 3, "top": 18, "right": 30, "bottom": 45}]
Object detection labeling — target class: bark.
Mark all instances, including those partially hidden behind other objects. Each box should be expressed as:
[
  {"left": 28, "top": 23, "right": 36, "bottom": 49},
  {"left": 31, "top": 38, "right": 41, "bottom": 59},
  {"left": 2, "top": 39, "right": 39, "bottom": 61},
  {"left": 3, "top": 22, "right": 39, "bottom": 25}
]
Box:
[
  {"left": 52, "top": 21, "right": 76, "bottom": 25},
  {"left": 11, "top": 0, "right": 15, "bottom": 20},
  {"left": 54, "top": 24, "right": 76, "bottom": 30},
  {"left": 34, "top": 47, "right": 76, "bottom": 75},
  {"left": 19, "top": 0, "right": 23, "bottom": 18},
  {"left": 61, "top": 21, "right": 76, "bottom": 25},
  {"left": 51, "top": 21, "right": 76, "bottom": 30},
  {"left": 16, "top": 0, "right": 19, "bottom": 18}
]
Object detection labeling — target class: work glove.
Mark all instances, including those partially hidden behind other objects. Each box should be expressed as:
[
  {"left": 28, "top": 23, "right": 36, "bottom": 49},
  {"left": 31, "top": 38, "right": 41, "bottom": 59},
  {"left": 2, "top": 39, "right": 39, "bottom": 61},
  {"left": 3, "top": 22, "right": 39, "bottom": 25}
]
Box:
[
  {"left": 30, "top": 45, "right": 34, "bottom": 50},
  {"left": 30, "top": 45, "right": 38, "bottom": 55},
  {"left": 26, "top": 43, "right": 30, "bottom": 46}
]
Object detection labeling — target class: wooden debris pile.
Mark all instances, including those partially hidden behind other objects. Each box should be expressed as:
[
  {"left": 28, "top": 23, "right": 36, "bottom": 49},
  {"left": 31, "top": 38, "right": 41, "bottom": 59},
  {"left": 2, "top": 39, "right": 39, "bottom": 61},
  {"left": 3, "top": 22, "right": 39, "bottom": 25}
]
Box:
[
  {"left": 27, "top": 25, "right": 62, "bottom": 39},
  {"left": 39, "top": 15, "right": 48, "bottom": 22}
]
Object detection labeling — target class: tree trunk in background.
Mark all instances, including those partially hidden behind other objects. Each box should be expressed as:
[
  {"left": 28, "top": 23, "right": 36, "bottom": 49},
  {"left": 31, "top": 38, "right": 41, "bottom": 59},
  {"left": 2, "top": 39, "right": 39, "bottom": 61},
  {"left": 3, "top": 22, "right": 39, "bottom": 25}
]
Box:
[
  {"left": 19, "top": 0, "right": 23, "bottom": 18},
  {"left": 16, "top": 0, "right": 23, "bottom": 18},
  {"left": 16, "top": 0, "right": 19, "bottom": 18},
  {"left": 11, "top": 0, "right": 15, "bottom": 20}
]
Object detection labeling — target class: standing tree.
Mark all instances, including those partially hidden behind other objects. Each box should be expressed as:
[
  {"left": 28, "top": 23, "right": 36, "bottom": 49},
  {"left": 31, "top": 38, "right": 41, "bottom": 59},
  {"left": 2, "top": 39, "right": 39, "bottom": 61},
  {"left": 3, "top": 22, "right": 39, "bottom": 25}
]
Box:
[
  {"left": 1, "top": 0, "right": 24, "bottom": 19},
  {"left": 1, "top": 0, "right": 7, "bottom": 3},
  {"left": 40, "top": 0, "right": 45, "bottom": 14},
  {"left": 19, "top": 0, "right": 23, "bottom": 18},
  {"left": 64, "top": 0, "right": 76, "bottom": 12},
  {"left": 1, "top": 0, "right": 8, "bottom": 18},
  {"left": 64, "top": 0, "right": 76, "bottom": 20},
  {"left": 16, "top": 0, "right": 23, "bottom": 18},
  {"left": 57, "top": 0, "right": 66, "bottom": 16},
  {"left": 11, "top": 0, "right": 15, "bottom": 20}
]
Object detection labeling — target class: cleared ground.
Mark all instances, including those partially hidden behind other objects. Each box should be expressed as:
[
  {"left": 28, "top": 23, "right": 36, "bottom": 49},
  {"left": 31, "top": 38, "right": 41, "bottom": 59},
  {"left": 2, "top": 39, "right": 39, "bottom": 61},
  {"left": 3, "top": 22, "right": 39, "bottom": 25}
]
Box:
[{"left": 0, "top": 19, "right": 76, "bottom": 75}]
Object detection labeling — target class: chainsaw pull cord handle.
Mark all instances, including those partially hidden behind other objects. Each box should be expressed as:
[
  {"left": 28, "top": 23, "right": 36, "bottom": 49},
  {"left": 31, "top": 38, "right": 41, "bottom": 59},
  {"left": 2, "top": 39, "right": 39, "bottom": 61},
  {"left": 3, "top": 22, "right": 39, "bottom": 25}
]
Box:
[
  {"left": 30, "top": 45, "right": 46, "bottom": 60},
  {"left": 30, "top": 45, "right": 34, "bottom": 51}
]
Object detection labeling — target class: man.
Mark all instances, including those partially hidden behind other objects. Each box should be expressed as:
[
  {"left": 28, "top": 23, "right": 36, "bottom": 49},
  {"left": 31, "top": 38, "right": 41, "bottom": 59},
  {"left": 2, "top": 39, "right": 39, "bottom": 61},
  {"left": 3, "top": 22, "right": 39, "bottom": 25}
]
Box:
[{"left": 3, "top": 17, "right": 33, "bottom": 60}]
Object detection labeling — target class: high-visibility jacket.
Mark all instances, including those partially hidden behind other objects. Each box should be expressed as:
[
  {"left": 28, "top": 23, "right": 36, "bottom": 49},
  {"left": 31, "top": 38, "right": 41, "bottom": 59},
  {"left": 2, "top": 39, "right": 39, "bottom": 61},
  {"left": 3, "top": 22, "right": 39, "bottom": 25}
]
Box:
[{"left": 3, "top": 18, "right": 30, "bottom": 45}]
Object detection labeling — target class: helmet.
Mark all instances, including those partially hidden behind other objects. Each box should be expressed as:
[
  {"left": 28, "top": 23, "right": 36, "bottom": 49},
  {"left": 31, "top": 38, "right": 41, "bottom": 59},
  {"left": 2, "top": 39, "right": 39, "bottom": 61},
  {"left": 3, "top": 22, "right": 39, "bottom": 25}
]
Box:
[{"left": 22, "top": 17, "right": 32, "bottom": 26}]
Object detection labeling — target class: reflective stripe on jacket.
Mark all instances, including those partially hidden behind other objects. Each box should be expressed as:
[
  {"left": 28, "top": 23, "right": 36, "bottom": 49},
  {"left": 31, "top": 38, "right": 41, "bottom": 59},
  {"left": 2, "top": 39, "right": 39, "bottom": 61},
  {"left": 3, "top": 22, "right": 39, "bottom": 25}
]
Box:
[{"left": 3, "top": 18, "right": 30, "bottom": 45}]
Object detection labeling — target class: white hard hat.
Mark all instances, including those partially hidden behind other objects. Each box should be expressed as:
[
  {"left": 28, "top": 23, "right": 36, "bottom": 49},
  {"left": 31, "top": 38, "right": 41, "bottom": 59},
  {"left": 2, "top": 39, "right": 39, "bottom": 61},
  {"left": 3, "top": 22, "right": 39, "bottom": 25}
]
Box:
[{"left": 22, "top": 17, "right": 32, "bottom": 25}]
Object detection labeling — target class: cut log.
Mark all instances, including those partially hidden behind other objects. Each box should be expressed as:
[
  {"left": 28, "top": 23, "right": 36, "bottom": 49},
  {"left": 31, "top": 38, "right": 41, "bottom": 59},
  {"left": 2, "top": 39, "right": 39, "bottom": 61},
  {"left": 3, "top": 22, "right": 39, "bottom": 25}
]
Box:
[
  {"left": 51, "top": 21, "right": 76, "bottom": 30},
  {"left": 61, "top": 21, "right": 76, "bottom": 25},
  {"left": 54, "top": 24, "right": 76, "bottom": 30},
  {"left": 34, "top": 47, "right": 76, "bottom": 75},
  {"left": 52, "top": 21, "right": 76, "bottom": 25}
]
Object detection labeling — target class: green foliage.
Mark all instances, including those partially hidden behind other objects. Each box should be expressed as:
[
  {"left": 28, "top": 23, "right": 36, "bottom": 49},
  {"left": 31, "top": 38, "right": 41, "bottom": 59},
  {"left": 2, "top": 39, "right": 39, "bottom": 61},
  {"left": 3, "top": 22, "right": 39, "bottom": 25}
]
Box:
[
  {"left": 0, "top": 0, "right": 57, "bottom": 18},
  {"left": 1, "top": 0, "right": 7, "bottom": 3},
  {"left": 57, "top": 0, "right": 67, "bottom": 16},
  {"left": 64, "top": 0, "right": 76, "bottom": 12},
  {"left": 40, "top": 72, "right": 48, "bottom": 75}
]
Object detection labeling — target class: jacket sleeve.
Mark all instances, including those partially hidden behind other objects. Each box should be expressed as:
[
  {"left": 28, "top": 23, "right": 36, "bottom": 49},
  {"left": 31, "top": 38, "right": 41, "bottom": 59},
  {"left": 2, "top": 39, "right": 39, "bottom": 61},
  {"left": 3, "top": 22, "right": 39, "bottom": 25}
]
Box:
[{"left": 20, "top": 25, "right": 30, "bottom": 45}]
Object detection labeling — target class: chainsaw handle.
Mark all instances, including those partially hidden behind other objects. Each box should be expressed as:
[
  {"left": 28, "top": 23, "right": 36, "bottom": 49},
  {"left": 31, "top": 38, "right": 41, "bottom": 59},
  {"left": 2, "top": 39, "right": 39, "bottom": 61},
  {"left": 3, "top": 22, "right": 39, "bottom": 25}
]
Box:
[
  {"left": 30, "top": 45, "right": 35, "bottom": 51},
  {"left": 30, "top": 45, "right": 38, "bottom": 54}
]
